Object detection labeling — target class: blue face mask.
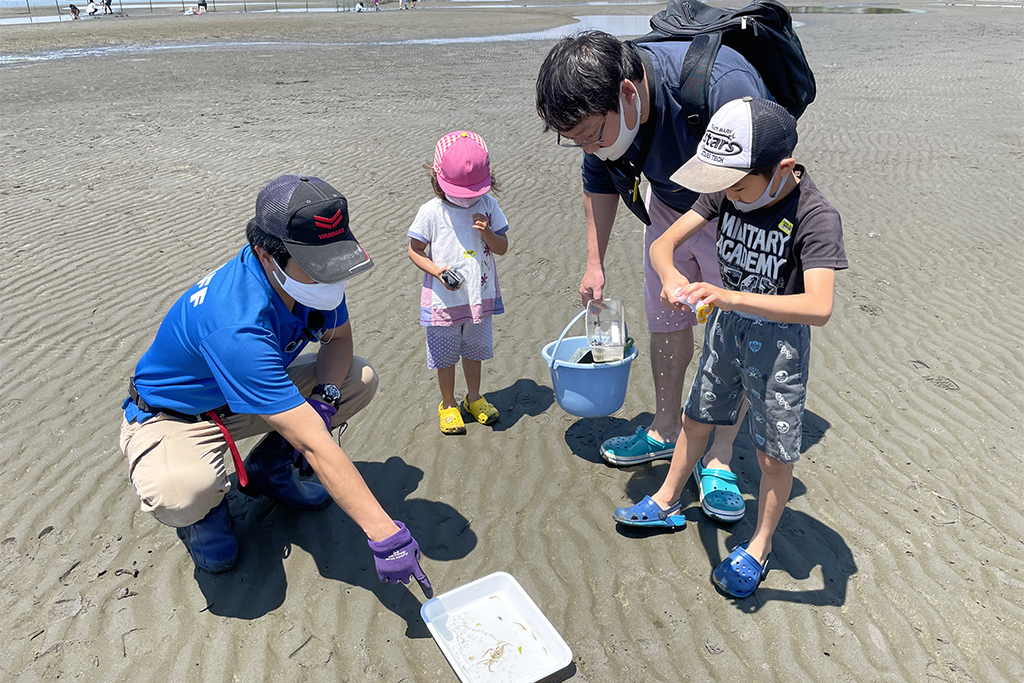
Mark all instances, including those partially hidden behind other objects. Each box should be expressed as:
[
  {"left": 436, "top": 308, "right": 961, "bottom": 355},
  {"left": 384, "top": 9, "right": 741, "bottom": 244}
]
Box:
[{"left": 732, "top": 164, "right": 788, "bottom": 213}]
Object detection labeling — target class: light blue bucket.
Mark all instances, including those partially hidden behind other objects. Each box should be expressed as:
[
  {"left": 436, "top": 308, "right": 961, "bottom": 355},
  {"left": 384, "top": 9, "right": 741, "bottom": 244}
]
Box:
[{"left": 541, "top": 309, "right": 639, "bottom": 418}]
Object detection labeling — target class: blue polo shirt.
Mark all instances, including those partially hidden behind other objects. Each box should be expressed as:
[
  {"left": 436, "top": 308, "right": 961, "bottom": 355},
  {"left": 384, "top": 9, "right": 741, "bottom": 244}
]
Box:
[
  {"left": 582, "top": 42, "right": 771, "bottom": 214},
  {"left": 123, "top": 246, "right": 349, "bottom": 423}
]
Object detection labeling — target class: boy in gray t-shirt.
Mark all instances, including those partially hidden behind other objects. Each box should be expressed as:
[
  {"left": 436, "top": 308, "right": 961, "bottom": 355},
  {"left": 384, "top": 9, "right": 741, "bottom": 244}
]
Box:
[{"left": 613, "top": 97, "right": 848, "bottom": 599}]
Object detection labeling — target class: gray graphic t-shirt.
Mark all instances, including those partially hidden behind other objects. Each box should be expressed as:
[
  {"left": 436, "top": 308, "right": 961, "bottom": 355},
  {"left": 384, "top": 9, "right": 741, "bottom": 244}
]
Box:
[{"left": 693, "top": 170, "right": 848, "bottom": 296}]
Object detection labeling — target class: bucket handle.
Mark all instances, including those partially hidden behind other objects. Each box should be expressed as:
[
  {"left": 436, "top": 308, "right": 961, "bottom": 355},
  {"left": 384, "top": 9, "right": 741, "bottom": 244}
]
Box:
[{"left": 547, "top": 309, "right": 588, "bottom": 369}]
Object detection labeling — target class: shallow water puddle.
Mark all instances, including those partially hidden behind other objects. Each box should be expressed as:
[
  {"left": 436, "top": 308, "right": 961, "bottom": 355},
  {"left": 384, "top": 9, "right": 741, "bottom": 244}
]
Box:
[{"left": 1, "top": 7, "right": 921, "bottom": 61}]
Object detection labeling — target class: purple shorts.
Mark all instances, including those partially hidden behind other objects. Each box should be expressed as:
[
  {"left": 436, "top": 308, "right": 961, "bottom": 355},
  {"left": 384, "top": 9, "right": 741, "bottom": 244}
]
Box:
[
  {"left": 642, "top": 187, "right": 722, "bottom": 333},
  {"left": 426, "top": 318, "right": 494, "bottom": 369}
]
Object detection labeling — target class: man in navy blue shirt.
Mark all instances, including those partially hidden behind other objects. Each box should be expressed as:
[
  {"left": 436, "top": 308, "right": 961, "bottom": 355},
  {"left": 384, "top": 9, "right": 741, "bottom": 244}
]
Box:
[
  {"left": 536, "top": 31, "right": 771, "bottom": 524},
  {"left": 119, "top": 175, "right": 430, "bottom": 590}
]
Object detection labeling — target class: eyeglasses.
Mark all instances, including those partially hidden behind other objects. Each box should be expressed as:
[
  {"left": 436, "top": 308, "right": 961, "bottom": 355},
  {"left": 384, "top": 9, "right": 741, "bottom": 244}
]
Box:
[{"left": 557, "top": 113, "right": 608, "bottom": 148}]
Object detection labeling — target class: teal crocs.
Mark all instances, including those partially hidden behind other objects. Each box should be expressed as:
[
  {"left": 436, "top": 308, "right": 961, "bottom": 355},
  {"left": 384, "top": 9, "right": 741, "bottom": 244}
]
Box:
[
  {"left": 693, "top": 459, "right": 745, "bottom": 522},
  {"left": 600, "top": 426, "right": 675, "bottom": 466}
]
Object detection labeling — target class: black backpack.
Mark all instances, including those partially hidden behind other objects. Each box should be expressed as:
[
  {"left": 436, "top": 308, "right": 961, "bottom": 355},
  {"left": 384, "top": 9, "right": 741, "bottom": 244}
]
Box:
[
  {"left": 637, "top": 0, "right": 816, "bottom": 140},
  {"left": 604, "top": 0, "right": 816, "bottom": 224}
]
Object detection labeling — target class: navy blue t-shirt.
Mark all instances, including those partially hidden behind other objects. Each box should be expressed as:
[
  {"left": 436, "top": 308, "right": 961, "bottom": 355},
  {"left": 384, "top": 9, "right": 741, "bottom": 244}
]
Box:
[
  {"left": 582, "top": 41, "right": 771, "bottom": 214},
  {"left": 124, "top": 246, "right": 349, "bottom": 422}
]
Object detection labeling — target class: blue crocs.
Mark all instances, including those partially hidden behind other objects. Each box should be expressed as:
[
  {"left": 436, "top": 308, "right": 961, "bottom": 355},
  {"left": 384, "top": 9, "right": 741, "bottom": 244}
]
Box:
[
  {"left": 693, "top": 459, "right": 745, "bottom": 523},
  {"left": 712, "top": 542, "right": 769, "bottom": 598},
  {"left": 601, "top": 427, "right": 675, "bottom": 466},
  {"left": 613, "top": 495, "right": 686, "bottom": 529}
]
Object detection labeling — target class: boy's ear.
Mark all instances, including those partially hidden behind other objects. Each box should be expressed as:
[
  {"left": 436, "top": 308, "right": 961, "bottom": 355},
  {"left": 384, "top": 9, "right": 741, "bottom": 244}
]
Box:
[{"left": 780, "top": 158, "right": 797, "bottom": 174}]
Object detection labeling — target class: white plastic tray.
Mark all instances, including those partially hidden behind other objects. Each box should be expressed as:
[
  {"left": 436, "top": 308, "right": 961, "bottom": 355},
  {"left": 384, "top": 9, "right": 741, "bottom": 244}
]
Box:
[{"left": 420, "top": 572, "right": 573, "bottom": 683}]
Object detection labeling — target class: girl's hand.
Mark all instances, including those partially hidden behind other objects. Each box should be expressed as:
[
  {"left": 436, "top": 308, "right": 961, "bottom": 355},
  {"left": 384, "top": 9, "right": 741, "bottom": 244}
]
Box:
[
  {"left": 659, "top": 272, "right": 691, "bottom": 309},
  {"left": 437, "top": 266, "right": 462, "bottom": 291},
  {"left": 471, "top": 212, "right": 490, "bottom": 232},
  {"left": 679, "top": 281, "right": 734, "bottom": 310}
]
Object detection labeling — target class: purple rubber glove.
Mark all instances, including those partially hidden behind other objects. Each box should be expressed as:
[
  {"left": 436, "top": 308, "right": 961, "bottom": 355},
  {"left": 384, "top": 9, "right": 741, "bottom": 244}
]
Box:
[
  {"left": 367, "top": 521, "right": 432, "bottom": 595},
  {"left": 293, "top": 398, "right": 337, "bottom": 475}
]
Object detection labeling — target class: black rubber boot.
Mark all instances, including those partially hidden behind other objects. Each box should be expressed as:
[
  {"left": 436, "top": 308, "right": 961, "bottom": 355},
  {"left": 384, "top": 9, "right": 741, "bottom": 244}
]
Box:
[
  {"left": 175, "top": 498, "right": 238, "bottom": 573},
  {"left": 238, "top": 431, "right": 332, "bottom": 509}
]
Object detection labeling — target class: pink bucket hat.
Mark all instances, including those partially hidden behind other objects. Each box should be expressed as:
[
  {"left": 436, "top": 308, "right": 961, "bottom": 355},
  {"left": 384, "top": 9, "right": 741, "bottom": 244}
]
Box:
[{"left": 433, "top": 131, "right": 491, "bottom": 198}]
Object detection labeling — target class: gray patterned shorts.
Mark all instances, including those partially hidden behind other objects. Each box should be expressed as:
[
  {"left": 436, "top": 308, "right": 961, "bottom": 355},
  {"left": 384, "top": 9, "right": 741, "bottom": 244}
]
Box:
[
  {"left": 425, "top": 318, "right": 494, "bottom": 370},
  {"left": 684, "top": 308, "right": 810, "bottom": 463}
]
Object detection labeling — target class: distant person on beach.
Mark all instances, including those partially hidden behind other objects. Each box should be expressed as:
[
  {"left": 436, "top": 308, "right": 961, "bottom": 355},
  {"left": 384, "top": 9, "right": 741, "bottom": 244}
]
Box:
[
  {"left": 118, "top": 175, "right": 431, "bottom": 593},
  {"left": 103, "top": 0, "right": 112, "bottom": 15},
  {"left": 407, "top": 131, "right": 509, "bottom": 435},
  {"left": 85, "top": 0, "right": 98, "bottom": 15},
  {"left": 69, "top": 3, "right": 80, "bottom": 18},
  {"left": 536, "top": 30, "right": 771, "bottom": 524},
  {"left": 616, "top": 98, "right": 847, "bottom": 598},
  {"left": 373, "top": 0, "right": 379, "bottom": 10}
]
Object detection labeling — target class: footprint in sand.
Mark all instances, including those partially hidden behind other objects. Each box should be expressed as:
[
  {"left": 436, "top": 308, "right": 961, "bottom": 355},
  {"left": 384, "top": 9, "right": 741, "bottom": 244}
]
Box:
[
  {"left": 859, "top": 304, "right": 882, "bottom": 316},
  {"left": 908, "top": 360, "right": 959, "bottom": 391}
]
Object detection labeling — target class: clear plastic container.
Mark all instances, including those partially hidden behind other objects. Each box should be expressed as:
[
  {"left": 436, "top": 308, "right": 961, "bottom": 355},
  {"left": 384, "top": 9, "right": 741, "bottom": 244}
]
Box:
[{"left": 586, "top": 297, "right": 625, "bottom": 362}]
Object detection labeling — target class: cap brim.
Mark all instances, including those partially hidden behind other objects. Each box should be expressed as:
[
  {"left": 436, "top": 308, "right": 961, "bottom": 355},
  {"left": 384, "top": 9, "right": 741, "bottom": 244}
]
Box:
[
  {"left": 670, "top": 156, "right": 750, "bottom": 194},
  {"left": 285, "top": 234, "right": 374, "bottom": 284},
  {"left": 437, "top": 175, "right": 491, "bottom": 199}
]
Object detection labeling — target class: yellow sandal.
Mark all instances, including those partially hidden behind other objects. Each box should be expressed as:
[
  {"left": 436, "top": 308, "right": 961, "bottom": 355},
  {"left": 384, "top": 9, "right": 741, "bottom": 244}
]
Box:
[
  {"left": 438, "top": 402, "right": 466, "bottom": 435},
  {"left": 462, "top": 396, "right": 499, "bottom": 425}
]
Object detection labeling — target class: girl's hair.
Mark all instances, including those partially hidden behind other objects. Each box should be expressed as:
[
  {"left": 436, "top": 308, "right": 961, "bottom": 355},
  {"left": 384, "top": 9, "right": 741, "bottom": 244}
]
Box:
[{"left": 427, "top": 164, "right": 501, "bottom": 203}]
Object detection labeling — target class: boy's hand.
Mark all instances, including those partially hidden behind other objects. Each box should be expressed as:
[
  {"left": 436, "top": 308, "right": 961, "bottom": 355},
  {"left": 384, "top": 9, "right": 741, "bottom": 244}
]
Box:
[
  {"left": 660, "top": 272, "right": 692, "bottom": 309},
  {"left": 471, "top": 212, "right": 490, "bottom": 232},
  {"left": 679, "top": 281, "right": 735, "bottom": 310}
]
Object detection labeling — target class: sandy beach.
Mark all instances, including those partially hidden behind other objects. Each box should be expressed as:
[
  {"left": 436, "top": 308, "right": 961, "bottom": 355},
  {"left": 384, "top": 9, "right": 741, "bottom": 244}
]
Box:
[{"left": 1, "top": 1, "right": 1023, "bottom": 681}]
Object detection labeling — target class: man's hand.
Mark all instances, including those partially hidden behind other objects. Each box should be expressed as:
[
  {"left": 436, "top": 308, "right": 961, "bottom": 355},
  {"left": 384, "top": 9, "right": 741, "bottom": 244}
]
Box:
[
  {"left": 367, "top": 520, "right": 432, "bottom": 595},
  {"left": 580, "top": 265, "right": 605, "bottom": 306}
]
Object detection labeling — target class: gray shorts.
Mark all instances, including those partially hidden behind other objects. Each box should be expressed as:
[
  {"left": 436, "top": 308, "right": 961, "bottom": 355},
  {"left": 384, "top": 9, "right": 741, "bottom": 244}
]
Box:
[
  {"left": 425, "top": 318, "right": 494, "bottom": 369},
  {"left": 684, "top": 309, "right": 810, "bottom": 463}
]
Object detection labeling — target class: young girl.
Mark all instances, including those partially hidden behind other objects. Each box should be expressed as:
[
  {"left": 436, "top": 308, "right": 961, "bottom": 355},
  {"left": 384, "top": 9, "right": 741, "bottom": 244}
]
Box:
[{"left": 408, "top": 131, "right": 510, "bottom": 435}]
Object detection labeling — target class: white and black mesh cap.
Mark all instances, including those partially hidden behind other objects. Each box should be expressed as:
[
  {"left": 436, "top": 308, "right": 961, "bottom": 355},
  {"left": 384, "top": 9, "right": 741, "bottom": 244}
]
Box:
[
  {"left": 670, "top": 97, "right": 798, "bottom": 194},
  {"left": 253, "top": 175, "right": 373, "bottom": 284}
]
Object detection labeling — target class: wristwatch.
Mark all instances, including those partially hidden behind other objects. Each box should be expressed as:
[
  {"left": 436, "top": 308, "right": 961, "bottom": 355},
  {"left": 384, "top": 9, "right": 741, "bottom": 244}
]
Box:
[{"left": 311, "top": 383, "right": 342, "bottom": 409}]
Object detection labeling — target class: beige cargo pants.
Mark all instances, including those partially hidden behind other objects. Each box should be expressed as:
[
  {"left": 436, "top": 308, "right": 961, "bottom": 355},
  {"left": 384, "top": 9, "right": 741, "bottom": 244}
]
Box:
[{"left": 118, "top": 355, "right": 377, "bottom": 528}]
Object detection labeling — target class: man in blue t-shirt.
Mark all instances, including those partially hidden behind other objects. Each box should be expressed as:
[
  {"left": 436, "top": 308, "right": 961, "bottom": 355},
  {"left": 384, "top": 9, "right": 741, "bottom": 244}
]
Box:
[
  {"left": 119, "top": 175, "right": 429, "bottom": 591},
  {"left": 535, "top": 31, "right": 772, "bottom": 524}
]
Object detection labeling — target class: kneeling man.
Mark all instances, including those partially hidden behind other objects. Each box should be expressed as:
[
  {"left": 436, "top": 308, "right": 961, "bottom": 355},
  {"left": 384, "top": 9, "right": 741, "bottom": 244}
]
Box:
[{"left": 119, "top": 174, "right": 429, "bottom": 590}]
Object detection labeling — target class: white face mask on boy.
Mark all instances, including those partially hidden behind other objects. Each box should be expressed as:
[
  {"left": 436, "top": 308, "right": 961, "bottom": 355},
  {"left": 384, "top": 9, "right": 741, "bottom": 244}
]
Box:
[
  {"left": 732, "top": 164, "right": 789, "bottom": 213},
  {"left": 271, "top": 262, "right": 347, "bottom": 311},
  {"left": 594, "top": 85, "right": 642, "bottom": 161}
]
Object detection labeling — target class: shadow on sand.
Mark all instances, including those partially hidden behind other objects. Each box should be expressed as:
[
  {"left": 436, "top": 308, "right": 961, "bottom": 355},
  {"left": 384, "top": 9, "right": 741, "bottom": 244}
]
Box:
[
  {"left": 569, "top": 409, "right": 856, "bottom": 612},
  {"left": 193, "top": 456, "right": 475, "bottom": 637}
]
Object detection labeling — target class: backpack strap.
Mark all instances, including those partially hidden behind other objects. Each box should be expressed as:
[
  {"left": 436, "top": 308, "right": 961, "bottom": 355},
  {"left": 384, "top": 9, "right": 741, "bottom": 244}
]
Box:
[{"left": 677, "top": 32, "right": 722, "bottom": 142}]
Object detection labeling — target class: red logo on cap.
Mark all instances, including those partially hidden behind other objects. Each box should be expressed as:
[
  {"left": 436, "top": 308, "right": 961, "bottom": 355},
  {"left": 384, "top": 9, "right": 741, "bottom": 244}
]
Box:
[{"left": 314, "top": 209, "right": 344, "bottom": 232}]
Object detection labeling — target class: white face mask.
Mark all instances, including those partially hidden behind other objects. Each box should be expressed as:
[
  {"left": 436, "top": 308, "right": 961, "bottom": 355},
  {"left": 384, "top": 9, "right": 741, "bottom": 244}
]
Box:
[
  {"left": 593, "top": 87, "right": 641, "bottom": 161},
  {"left": 444, "top": 193, "right": 480, "bottom": 209},
  {"left": 272, "top": 262, "right": 347, "bottom": 311},
  {"left": 732, "top": 164, "right": 788, "bottom": 213}
]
